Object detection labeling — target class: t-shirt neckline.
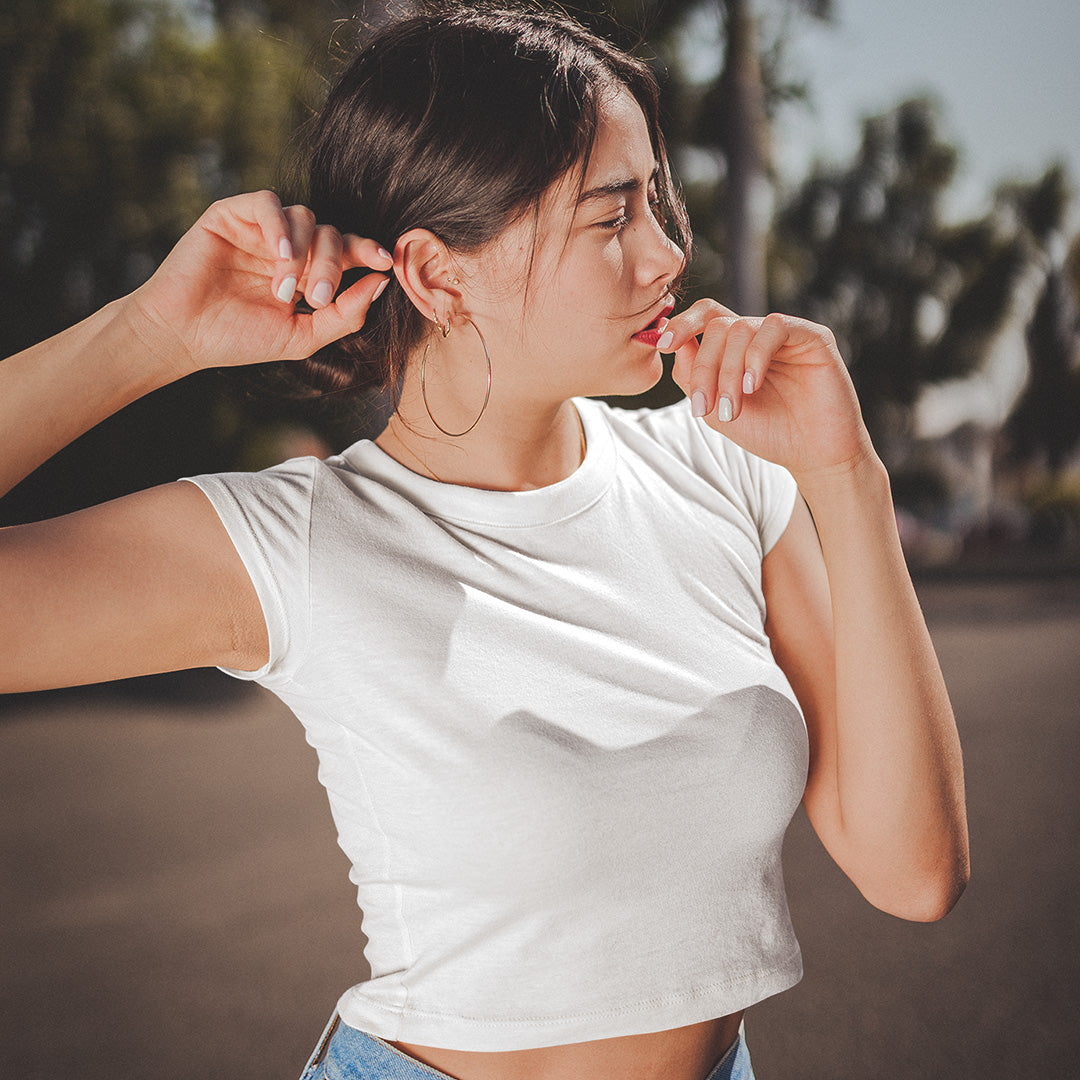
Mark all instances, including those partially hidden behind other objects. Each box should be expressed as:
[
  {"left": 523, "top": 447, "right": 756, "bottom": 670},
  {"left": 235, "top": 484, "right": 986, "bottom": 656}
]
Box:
[{"left": 340, "top": 398, "right": 615, "bottom": 528}]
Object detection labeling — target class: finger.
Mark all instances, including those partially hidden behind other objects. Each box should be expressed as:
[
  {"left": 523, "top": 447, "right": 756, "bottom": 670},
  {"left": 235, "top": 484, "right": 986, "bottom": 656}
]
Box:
[
  {"left": 304, "top": 269, "right": 390, "bottom": 353},
  {"left": 687, "top": 318, "right": 730, "bottom": 419},
  {"left": 229, "top": 189, "right": 292, "bottom": 263},
  {"left": 661, "top": 298, "right": 739, "bottom": 354},
  {"left": 669, "top": 335, "right": 698, "bottom": 392},
  {"left": 716, "top": 317, "right": 760, "bottom": 422},
  {"left": 300, "top": 225, "right": 345, "bottom": 309},
  {"left": 342, "top": 234, "right": 395, "bottom": 272},
  {"left": 742, "top": 312, "right": 790, "bottom": 400},
  {"left": 273, "top": 204, "right": 318, "bottom": 304}
]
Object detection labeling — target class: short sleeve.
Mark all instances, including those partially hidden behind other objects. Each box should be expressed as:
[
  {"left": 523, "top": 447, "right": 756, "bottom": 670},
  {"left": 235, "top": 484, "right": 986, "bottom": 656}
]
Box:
[
  {"left": 737, "top": 443, "right": 799, "bottom": 555},
  {"left": 618, "top": 399, "right": 799, "bottom": 557},
  {"left": 181, "top": 457, "right": 316, "bottom": 686}
]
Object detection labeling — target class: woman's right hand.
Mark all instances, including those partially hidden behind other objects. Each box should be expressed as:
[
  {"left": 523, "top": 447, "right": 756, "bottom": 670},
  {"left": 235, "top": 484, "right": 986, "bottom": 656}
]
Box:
[{"left": 125, "top": 190, "right": 393, "bottom": 379}]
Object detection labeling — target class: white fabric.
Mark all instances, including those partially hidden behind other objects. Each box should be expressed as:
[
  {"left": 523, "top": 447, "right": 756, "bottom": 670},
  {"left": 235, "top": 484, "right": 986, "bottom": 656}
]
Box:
[{"left": 184, "top": 397, "right": 807, "bottom": 1051}]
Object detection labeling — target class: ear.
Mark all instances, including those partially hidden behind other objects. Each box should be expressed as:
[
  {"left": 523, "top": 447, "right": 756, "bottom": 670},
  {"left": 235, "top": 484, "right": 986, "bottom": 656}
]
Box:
[{"left": 393, "top": 228, "right": 463, "bottom": 332}]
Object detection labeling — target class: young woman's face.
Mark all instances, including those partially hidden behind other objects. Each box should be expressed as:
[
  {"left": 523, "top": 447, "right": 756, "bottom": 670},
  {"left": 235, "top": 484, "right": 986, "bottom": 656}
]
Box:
[{"left": 460, "top": 87, "right": 684, "bottom": 404}]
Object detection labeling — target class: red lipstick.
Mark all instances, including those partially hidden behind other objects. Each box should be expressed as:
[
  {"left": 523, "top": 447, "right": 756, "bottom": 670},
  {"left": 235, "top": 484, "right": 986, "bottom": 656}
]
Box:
[{"left": 632, "top": 301, "right": 676, "bottom": 347}]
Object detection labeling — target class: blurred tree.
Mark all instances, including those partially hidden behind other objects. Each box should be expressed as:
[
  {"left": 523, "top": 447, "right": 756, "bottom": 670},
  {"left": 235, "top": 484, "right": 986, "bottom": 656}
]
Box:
[
  {"left": 0, "top": 0, "right": 343, "bottom": 523},
  {"left": 776, "top": 103, "right": 1079, "bottom": 547},
  {"left": 772, "top": 97, "right": 962, "bottom": 451},
  {"left": 5, "top": 0, "right": 1076, "bottom": 550},
  {"left": 561, "top": 1, "right": 833, "bottom": 315},
  {"left": 697, "top": 0, "right": 831, "bottom": 314},
  {"left": 1004, "top": 166, "right": 1080, "bottom": 477},
  {"left": 0, "top": 0, "right": 350, "bottom": 353}
]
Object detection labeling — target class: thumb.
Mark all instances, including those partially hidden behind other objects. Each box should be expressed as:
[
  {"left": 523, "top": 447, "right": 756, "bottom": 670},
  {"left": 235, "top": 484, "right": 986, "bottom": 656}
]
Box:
[{"left": 306, "top": 272, "right": 390, "bottom": 353}]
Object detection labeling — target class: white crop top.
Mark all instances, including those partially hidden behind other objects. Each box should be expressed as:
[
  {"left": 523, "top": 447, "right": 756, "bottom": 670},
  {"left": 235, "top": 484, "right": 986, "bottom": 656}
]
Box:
[{"left": 184, "top": 397, "right": 807, "bottom": 1051}]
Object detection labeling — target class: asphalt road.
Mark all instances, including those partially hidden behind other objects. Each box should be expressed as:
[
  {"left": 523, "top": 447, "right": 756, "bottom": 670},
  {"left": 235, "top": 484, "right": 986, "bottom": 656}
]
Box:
[{"left": 2, "top": 576, "right": 1078, "bottom": 1079}]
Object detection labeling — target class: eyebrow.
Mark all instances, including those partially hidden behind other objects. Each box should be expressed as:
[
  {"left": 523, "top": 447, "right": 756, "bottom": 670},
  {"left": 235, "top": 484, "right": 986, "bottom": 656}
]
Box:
[{"left": 577, "top": 164, "right": 659, "bottom": 205}]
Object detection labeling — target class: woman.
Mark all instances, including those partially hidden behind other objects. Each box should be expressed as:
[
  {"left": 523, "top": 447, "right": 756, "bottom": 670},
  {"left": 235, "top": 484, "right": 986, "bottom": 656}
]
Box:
[{"left": 0, "top": 7, "right": 968, "bottom": 1080}]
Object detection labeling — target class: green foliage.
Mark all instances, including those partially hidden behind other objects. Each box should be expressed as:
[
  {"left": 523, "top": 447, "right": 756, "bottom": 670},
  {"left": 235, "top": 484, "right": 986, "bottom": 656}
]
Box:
[
  {"left": 772, "top": 99, "right": 959, "bottom": 426},
  {"left": 1007, "top": 257, "right": 1080, "bottom": 474},
  {"left": 774, "top": 91, "right": 1080, "bottom": 493},
  {"left": 0, "top": 0, "right": 340, "bottom": 523},
  {"left": 3, "top": 0, "right": 1078, "bottom": 528},
  {"left": 0, "top": 0, "right": 331, "bottom": 353}
]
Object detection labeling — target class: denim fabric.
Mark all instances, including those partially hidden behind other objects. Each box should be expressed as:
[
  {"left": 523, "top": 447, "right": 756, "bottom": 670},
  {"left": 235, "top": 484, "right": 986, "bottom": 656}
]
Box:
[
  {"left": 299, "top": 1014, "right": 755, "bottom": 1080},
  {"left": 704, "top": 1024, "right": 755, "bottom": 1080}
]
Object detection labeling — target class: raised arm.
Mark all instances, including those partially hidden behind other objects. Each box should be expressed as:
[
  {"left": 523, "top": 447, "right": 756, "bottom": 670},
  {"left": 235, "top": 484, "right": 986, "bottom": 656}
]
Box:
[
  {"left": 1, "top": 191, "right": 392, "bottom": 693},
  {"left": 666, "top": 304, "right": 969, "bottom": 921},
  {"left": 1, "top": 191, "right": 391, "bottom": 499}
]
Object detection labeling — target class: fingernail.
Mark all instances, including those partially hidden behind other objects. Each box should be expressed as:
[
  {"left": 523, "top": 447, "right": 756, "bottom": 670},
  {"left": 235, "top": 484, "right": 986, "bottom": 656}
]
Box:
[
  {"left": 275, "top": 275, "right": 297, "bottom": 303},
  {"left": 657, "top": 330, "right": 674, "bottom": 351},
  {"left": 278, "top": 237, "right": 293, "bottom": 261},
  {"left": 371, "top": 276, "right": 389, "bottom": 300},
  {"left": 311, "top": 279, "right": 334, "bottom": 307},
  {"left": 691, "top": 390, "right": 708, "bottom": 418},
  {"left": 717, "top": 396, "right": 733, "bottom": 423},
  {"left": 377, "top": 247, "right": 392, "bottom": 263},
  {"left": 743, "top": 371, "right": 755, "bottom": 395}
]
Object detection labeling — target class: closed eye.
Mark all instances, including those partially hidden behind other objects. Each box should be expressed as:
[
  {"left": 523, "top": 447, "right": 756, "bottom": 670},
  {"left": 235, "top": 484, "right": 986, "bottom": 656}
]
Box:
[
  {"left": 598, "top": 212, "right": 631, "bottom": 231},
  {"left": 597, "top": 187, "right": 662, "bottom": 233}
]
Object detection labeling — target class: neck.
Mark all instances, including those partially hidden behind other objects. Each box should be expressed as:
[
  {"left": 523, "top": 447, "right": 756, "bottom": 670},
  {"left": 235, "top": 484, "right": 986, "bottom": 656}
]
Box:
[{"left": 376, "top": 385, "right": 586, "bottom": 492}]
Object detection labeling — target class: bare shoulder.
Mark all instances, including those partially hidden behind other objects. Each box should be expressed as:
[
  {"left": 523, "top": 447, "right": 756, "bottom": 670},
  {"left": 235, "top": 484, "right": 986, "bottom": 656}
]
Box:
[{"left": 0, "top": 481, "right": 268, "bottom": 693}]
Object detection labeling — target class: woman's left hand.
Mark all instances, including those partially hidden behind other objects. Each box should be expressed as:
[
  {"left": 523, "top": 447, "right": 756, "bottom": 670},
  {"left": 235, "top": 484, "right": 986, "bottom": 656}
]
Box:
[{"left": 665, "top": 301, "right": 876, "bottom": 483}]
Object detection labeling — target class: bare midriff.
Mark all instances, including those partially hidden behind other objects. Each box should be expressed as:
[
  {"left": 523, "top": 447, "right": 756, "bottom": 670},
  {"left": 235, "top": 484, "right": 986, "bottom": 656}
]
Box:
[{"left": 391, "top": 1010, "right": 744, "bottom": 1080}]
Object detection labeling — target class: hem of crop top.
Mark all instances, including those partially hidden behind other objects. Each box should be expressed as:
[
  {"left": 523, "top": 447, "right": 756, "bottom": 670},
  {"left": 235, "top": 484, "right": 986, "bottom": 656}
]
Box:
[{"left": 333, "top": 948, "right": 802, "bottom": 1052}]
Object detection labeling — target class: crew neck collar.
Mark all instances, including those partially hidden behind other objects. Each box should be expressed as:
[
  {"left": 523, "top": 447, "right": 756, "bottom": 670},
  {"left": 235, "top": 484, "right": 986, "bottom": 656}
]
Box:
[{"left": 340, "top": 398, "right": 615, "bottom": 528}]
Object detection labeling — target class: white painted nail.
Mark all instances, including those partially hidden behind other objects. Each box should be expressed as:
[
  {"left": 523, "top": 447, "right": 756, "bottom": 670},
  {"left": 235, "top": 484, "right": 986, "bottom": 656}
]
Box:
[
  {"left": 371, "top": 276, "right": 389, "bottom": 300},
  {"left": 691, "top": 390, "right": 708, "bottom": 418},
  {"left": 743, "top": 371, "right": 755, "bottom": 395},
  {"left": 717, "top": 396, "right": 733, "bottom": 422},
  {"left": 377, "top": 246, "right": 392, "bottom": 263},
  {"left": 311, "top": 279, "right": 334, "bottom": 307},
  {"left": 657, "top": 330, "right": 674, "bottom": 351},
  {"left": 278, "top": 237, "right": 293, "bottom": 260},
  {"left": 275, "top": 275, "right": 297, "bottom": 303}
]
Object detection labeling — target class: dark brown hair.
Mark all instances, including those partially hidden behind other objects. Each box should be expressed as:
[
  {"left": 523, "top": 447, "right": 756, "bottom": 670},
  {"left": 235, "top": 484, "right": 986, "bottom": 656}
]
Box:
[{"left": 294, "top": 3, "right": 690, "bottom": 398}]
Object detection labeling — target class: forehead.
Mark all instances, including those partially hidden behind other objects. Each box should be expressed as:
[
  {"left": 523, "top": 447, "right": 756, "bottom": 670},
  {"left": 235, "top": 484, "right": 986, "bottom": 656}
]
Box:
[
  {"left": 481, "top": 87, "right": 655, "bottom": 272},
  {"left": 541, "top": 87, "right": 655, "bottom": 218},
  {"left": 583, "top": 87, "right": 655, "bottom": 187}
]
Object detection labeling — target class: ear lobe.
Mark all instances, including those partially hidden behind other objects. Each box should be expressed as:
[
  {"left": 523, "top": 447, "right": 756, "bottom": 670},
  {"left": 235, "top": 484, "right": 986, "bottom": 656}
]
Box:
[{"left": 394, "top": 228, "right": 462, "bottom": 329}]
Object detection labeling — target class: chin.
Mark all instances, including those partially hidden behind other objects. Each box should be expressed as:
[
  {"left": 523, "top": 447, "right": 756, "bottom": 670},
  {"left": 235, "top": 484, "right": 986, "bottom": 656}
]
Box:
[
  {"left": 575, "top": 346, "right": 664, "bottom": 399},
  {"left": 621, "top": 349, "right": 665, "bottom": 394}
]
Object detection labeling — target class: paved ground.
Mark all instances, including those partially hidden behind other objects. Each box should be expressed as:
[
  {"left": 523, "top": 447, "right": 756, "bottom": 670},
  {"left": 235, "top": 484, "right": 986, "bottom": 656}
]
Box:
[{"left": 1, "top": 576, "right": 1078, "bottom": 1079}]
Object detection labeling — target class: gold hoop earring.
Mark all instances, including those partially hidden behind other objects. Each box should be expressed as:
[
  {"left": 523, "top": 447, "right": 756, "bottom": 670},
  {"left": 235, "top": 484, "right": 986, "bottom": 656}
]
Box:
[
  {"left": 431, "top": 309, "right": 451, "bottom": 338},
  {"left": 421, "top": 317, "right": 492, "bottom": 438}
]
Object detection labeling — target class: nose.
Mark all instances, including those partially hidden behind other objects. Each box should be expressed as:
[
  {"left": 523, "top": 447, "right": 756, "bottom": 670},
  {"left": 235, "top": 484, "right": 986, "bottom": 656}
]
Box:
[{"left": 637, "top": 213, "right": 684, "bottom": 291}]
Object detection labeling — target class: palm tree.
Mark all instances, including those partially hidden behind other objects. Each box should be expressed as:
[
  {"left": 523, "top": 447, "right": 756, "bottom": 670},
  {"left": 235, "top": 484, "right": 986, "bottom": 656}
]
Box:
[{"left": 691, "top": 0, "right": 833, "bottom": 314}]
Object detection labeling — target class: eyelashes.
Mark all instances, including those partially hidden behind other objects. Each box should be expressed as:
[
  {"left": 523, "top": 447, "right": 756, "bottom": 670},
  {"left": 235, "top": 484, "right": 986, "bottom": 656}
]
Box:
[
  {"left": 599, "top": 213, "right": 631, "bottom": 231},
  {"left": 597, "top": 194, "right": 663, "bottom": 234}
]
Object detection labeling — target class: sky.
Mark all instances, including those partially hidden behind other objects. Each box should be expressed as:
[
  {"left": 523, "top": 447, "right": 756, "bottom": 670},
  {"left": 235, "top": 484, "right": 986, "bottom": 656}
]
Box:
[
  {"left": 169, "top": 0, "right": 1079, "bottom": 226},
  {"left": 768, "top": 0, "right": 1080, "bottom": 222}
]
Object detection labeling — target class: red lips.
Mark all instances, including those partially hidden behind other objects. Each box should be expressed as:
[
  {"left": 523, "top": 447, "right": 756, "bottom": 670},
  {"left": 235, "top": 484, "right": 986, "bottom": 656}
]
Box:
[{"left": 632, "top": 300, "right": 676, "bottom": 346}]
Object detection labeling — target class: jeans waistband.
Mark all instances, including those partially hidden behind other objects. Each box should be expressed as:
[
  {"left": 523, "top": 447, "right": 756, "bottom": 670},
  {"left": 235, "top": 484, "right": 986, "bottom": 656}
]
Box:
[{"left": 300, "top": 1015, "right": 755, "bottom": 1080}]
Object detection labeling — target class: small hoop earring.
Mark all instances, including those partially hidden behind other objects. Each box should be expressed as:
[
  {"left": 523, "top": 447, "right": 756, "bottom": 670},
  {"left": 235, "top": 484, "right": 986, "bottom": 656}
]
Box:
[
  {"left": 432, "top": 309, "right": 451, "bottom": 338},
  {"left": 421, "top": 317, "right": 492, "bottom": 438}
]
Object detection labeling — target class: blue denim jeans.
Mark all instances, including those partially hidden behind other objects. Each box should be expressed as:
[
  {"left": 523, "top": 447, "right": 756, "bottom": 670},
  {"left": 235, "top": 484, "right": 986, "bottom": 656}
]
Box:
[{"left": 299, "top": 1014, "right": 755, "bottom": 1080}]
